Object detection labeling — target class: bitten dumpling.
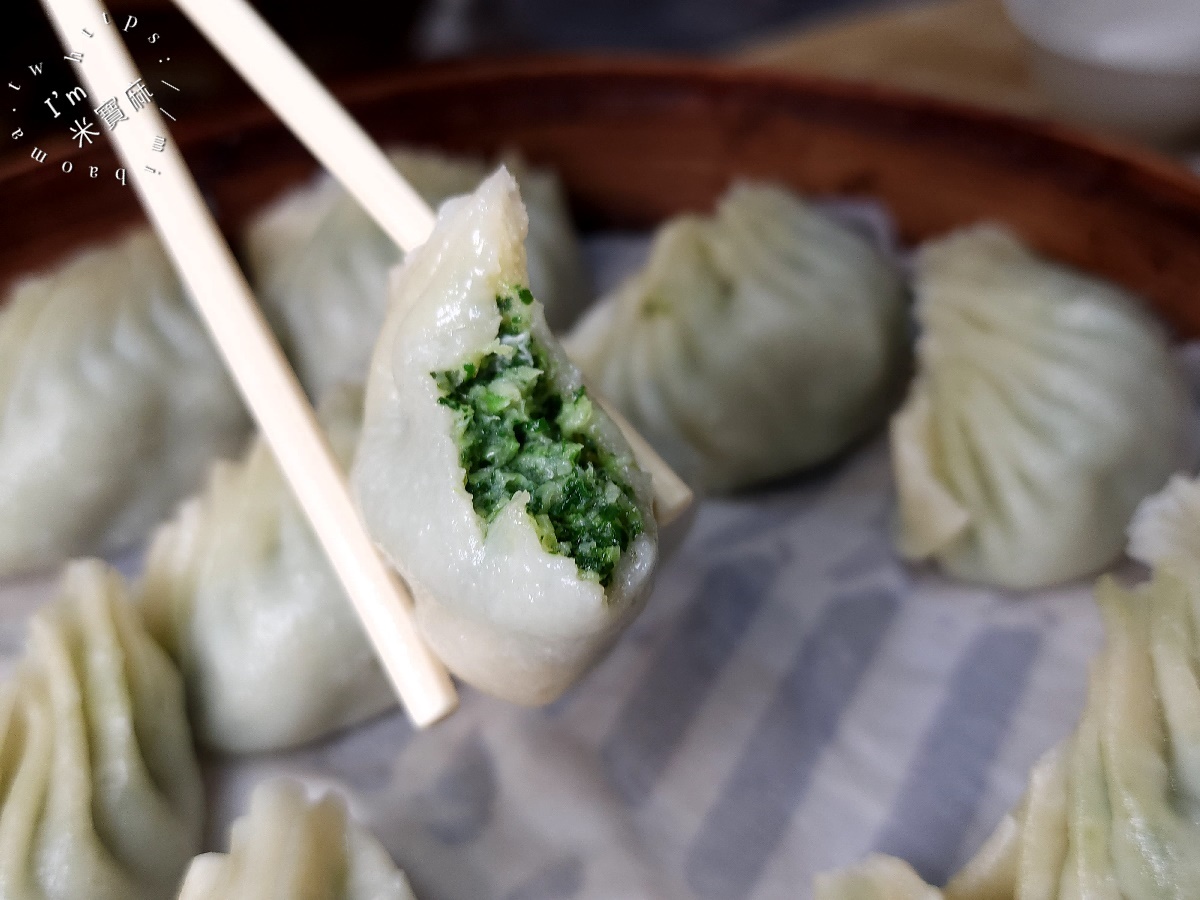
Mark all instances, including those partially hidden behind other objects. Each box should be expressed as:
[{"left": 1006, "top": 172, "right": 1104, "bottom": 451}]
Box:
[
  {"left": 176, "top": 780, "right": 415, "bottom": 900},
  {"left": 0, "top": 230, "right": 248, "bottom": 577},
  {"left": 816, "top": 570, "right": 1200, "bottom": 900},
  {"left": 351, "top": 168, "right": 658, "bottom": 705},
  {"left": 891, "top": 225, "right": 1188, "bottom": 589},
  {"left": 139, "top": 386, "right": 394, "bottom": 754},
  {"left": 243, "top": 147, "right": 589, "bottom": 400},
  {"left": 0, "top": 560, "right": 204, "bottom": 900},
  {"left": 563, "top": 181, "right": 909, "bottom": 492}
]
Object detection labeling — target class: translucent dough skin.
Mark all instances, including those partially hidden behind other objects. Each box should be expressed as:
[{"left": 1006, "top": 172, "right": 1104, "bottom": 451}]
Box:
[
  {"left": 243, "top": 148, "right": 590, "bottom": 402},
  {"left": 177, "top": 781, "right": 415, "bottom": 900},
  {"left": 815, "top": 573, "right": 1200, "bottom": 900},
  {"left": 0, "top": 561, "right": 204, "bottom": 900},
  {"left": 139, "top": 386, "right": 394, "bottom": 754},
  {"left": 891, "top": 225, "right": 1188, "bottom": 589},
  {"left": 563, "top": 182, "right": 909, "bottom": 493},
  {"left": 351, "top": 168, "right": 658, "bottom": 706},
  {"left": 0, "top": 231, "right": 248, "bottom": 577}
]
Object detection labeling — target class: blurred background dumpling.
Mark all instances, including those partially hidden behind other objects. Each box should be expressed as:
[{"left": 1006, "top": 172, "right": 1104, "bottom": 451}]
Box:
[
  {"left": 139, "top": 386, "right": 394, "bottom": 754},
  {"left": 564, "top": 181, "right": 910, "bottom": 493},
  {"left": 0, "top": 231, "right": 248, "bottom": 579},
  {"left": 891, "top": 224, "right": 1190, "bottom": 589},
  {"left": 0, "top": 560, "right": 204, "bottom": 900}
]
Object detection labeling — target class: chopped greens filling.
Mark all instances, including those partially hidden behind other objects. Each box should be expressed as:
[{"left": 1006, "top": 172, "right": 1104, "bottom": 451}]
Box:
[{"left": 433, "top": 287, "right": 644, "bottom": 587}]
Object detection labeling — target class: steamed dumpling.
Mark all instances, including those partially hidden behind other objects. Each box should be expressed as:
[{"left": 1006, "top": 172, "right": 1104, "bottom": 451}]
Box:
[
  {"left": 0, "top": 560, "right": 204, "bottom": 899},
  {"left": 816, "top": 570, "right": 1200, "bottom": 900},
  {"left": 351, "top": 167, "right": 658, "bottom": 705},
  {"left": 177, "top": 780, "right": 415, "bottom": 900},
  {"left": 563, "top": 181, "right": 909, "bottom": 492},
  {"left": 0, "top": 230, "right": 248, "bottom": 577},
  {"left": 891, "top": 225, "right": 1189, "bottom": 589},
  {"left": 139, "top": 386, "right": 393, "bottom": 754},
  {"left": 243, "top": 147, "right": 589, "bottom": 400}
]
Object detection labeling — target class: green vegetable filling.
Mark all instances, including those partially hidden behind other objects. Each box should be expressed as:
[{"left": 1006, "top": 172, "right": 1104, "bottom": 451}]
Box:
[{"left": 434, "top": 288, "right": 644, "bottom": 587}]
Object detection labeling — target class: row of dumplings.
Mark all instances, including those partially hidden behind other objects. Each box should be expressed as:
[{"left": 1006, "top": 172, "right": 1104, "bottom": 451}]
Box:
[
  {"left": 0, "top": 145, "right": 1193, "bottom": 896},
  {"left": 1, "top": 146, "right": 1187, "bottom": 590},
  {"left": 0, "top": 147, "right": 1191, "bottom": 755}
]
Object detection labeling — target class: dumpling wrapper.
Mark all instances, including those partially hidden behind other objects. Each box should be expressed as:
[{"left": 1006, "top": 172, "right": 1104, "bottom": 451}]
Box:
[
  {"left": 177, "top": 780, "right": 415, "bottom": 900},
  {"left": 242, "top": 147, "right": 590, "bottom": 401},
  {"left": 0, "top": 560, "right": 204, "bottom": 900},
  {"left": 891, "top": 224, "right": 1189, "bottom": 589},
  {"left": 0, "top": 230, "right": 248, "bottom": 577},
  {"left": 564, "top": 182, "right": 909, "bottom": 493},
  {"left": 351, "top": 167, "right": 658, "bottom": 706}
]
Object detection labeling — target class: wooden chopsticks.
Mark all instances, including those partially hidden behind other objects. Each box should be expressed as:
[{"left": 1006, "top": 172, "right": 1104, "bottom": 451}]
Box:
[{"left": 37, "top": 0, "right": 458, "bottom": 728}]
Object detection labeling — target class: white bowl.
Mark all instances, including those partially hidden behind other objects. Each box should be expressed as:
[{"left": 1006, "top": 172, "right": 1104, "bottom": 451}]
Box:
[{"left": 1004, "top": 0, "right": 1200, "bottom": 144}]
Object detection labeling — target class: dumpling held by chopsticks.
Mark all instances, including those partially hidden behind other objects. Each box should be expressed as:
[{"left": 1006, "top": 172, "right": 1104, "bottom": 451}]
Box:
[{"left": 351, "top": 167, "right": 658, "bottom": 706}]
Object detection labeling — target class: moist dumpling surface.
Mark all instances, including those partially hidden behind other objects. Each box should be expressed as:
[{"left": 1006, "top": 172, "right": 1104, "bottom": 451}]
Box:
[{"left": 351, "top": 167, "right": 658, "bottom": 705}]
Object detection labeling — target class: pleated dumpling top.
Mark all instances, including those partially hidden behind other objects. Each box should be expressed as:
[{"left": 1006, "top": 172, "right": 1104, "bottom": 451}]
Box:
[
  {"left": 0, "top": 560, "right": 204, "bottom": 900},
  {"left": 891, "top": 225, "right": 1188, "bottom": 589},
  {"left": 0, "top": 231, "right": 248, "bottom": 577}
]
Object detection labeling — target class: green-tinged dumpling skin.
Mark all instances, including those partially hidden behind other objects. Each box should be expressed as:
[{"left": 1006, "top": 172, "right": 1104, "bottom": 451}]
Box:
[
  {"left": 815, "top": 569, "right": 1200, "bottom": 900},
  {"left": 351, "top": 167, "right": 658, "bottom": 706},
  {"left": 891, "top": 224, "right": 1189, "bottom": 589},
  {"left": 176, "top": 780, "right": 416, "bottom": 900},
  {"left": 139, "top": 386, "right": 395, "bottom": 754},
  {"left": 0, "top": 230, "right": 248, "bottom": 578},
  {"left": 563, "top": 181, "right": 909, "bottom": 493},
  {"left": 243, "top": 147, "right": 589, "bottom": 401},
  {"left": 0, "top": 560, "right": 204, "bottom": 900}
]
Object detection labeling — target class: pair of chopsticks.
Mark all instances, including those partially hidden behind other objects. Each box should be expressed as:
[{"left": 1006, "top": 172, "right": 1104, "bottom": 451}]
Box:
[{"left": 37, "top": 0, "right": 692, "bottom": 728}]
